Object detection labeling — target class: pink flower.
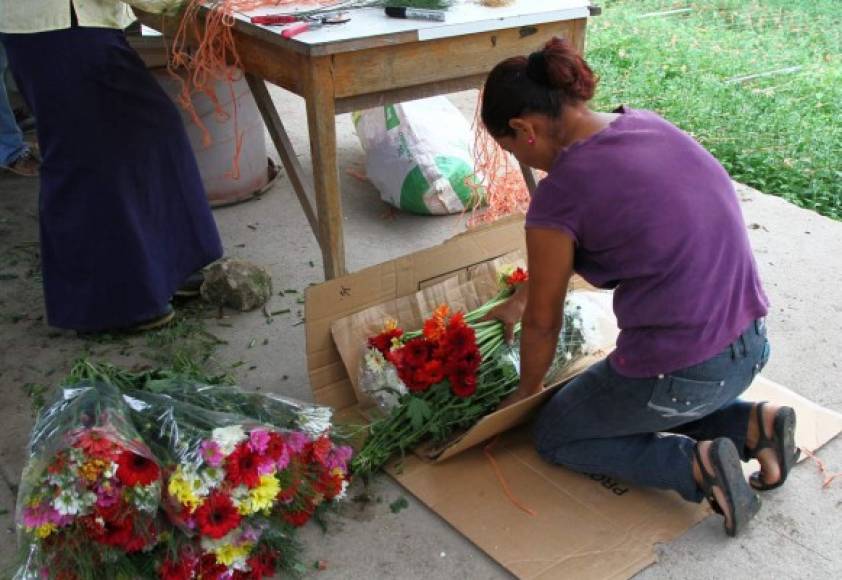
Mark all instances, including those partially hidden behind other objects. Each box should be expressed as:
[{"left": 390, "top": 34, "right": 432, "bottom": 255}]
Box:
[
  {"left": 286, "top": 432, "right": 310, "bottom": 455},
  {"left": 95, "top": 482, "right": 121, "bottom": 508},
  {"left": 248, "top": 429, "right": 270, "bottom": 455},
  {"left": 240, "top": 525, "right": 261, "bottom": 544},
  {"left": 23, "top": 503, "right": 65, "bottom": 529},
  {"left": 257, "top": 456, "right": 276, "bottom": 476},
  {"left": 275, "top": 445, "right": 290, "bottom": 472},
  {"left": 326, "top": 446, "right": 354, "bottom": 472},
  {"left": 200, "top": 440, "right": 224, "bottom": 467}
]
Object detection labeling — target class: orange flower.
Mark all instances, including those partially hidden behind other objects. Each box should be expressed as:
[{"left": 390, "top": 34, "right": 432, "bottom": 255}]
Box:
[
  {"left": 78, "top": 458, "right": 108, "bottom": 482},
  {"left": 423, "top": 304, "right": 450, "bottom": 341}
]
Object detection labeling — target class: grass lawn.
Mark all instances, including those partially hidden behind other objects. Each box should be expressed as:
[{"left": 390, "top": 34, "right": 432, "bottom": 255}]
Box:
[{"left": 586, "top": 0, "right": 842, "bottom": 219}]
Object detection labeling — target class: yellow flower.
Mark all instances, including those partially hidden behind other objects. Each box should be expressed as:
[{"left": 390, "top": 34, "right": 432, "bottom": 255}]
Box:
[
  {"left": 78, "top": 458, "right": 108, "bottom": 482},
  {"left": 168, "top": 468, "right": 204, "bottom": 512},
  {"left": 238, "top": 474, "right": 280, "bottom": 516},
  {"left": 214, "top": 542, "right": 252, "bottom": 567},
  {"left": 35, "top": 524, "right": 57, "bottom": 539}
]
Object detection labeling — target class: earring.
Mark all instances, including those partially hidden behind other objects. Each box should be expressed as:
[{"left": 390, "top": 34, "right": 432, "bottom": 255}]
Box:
[{"left": 528, "top": 136, "right": 536, "bottom": 145}]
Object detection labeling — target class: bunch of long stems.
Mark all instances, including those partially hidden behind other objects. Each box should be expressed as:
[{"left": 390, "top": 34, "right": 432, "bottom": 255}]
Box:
[{"left": 351, "top": 293, "right": 520, "bottom": 477}]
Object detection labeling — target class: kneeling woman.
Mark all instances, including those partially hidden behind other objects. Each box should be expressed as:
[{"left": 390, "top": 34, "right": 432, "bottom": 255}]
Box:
[{"left": 483, "top": 38, "right": 798, "bottom": 537}]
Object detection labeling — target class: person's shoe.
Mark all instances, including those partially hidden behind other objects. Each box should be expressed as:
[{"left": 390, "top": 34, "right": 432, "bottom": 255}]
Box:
[
  {"left": 694, "top": 438, "right": 761, "bottom": 537},
  {"left": 2, "top": 149, "right": 40, "bottom": 177},
  {"left": 76, "top": 305, "right": 175, "bottom": 337},
  {"left": 131, "top": 305, "right": 176, "bottom": 332},
  {"left": 175, "top": 271, "right": 205, "bottom": 298},
  {"left": 746, "top": 402, "right": 799, "bottom": 491}
]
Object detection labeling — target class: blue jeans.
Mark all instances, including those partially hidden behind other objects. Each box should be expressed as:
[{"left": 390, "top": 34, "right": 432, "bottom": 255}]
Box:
[
  {"left": 0, "top": 40, "right": 27, "bottom": 166},
  {"left": 534, "top": 319, "right": 770, "bottom": 502}
]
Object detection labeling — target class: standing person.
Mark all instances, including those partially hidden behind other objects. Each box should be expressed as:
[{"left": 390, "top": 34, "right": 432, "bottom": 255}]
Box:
[
  {"left": 0, "top": 41, "right": 39, "bottom": 177},
  {"left": 0, "top": 1, "right": 223, "bottom": 332},
  {"left": 482, "top": 38, "right": 799, "bottom": 537}
]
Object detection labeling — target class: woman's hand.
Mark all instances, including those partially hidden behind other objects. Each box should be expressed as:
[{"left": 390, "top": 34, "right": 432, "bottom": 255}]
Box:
[{"left": 482, "top": 282, "right": 528, "bottom": 344}]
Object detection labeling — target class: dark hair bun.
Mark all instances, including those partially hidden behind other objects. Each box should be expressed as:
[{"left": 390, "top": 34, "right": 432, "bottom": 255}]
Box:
[
  {"left": 535, "top": 37, "right": 596, "bottom": 101},
  {"left": 480, "top": 36, "right": 598, "bottom": 137},
  {"left": 526, "top": 51, "right": 549, "bottom": 85}
]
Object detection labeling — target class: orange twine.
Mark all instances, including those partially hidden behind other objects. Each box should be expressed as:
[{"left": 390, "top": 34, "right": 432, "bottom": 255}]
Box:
[
  {"left": 465, "top": 91, "right": 533, "bottom": 228},
  {"left": 165, "top": 1, "right": 336, "bottom": 179},
  {"left": 801, "top": 448, "right": 842, "bottom": 489},
  {"left": 484, "top": 435, "right": 537, "bottom": 517}
]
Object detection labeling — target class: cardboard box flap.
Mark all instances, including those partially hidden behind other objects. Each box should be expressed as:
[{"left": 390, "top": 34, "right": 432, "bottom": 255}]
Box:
[
  {"left": 426, "top": 352, "right": 604, "bottom": 462},
  {"left": 305, "top": 216, "right": 529, "bottom": 410},
  {"left": 389, "top": 375, "right": 842, "bottom": 579}
]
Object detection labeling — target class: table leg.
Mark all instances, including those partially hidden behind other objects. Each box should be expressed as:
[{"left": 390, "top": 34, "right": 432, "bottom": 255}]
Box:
[
  {"left": 305, "top": 58, "right": 346, "bottom": 279},
  {"left": 245, "top": 74, "right": 319, "bottom": 235}
]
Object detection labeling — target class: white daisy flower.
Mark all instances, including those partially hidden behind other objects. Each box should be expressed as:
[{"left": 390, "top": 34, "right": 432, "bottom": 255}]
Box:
[{"left": 211, "top": 425, "right": 247, "bottom": 455}]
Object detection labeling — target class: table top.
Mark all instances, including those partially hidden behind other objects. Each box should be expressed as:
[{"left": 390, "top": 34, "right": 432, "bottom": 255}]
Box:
[{"left": 233, "top": 0, "right": 592, "bottom": 56}]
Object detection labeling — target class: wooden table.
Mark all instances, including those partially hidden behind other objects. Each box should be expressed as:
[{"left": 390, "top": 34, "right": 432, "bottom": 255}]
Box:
[{"left": 138, "top": 0, "right": 594, "bottom": 279}]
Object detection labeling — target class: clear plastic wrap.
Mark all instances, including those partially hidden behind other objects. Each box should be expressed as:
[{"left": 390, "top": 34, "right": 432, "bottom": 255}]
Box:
[
  {"left": 138, "top": 378, "right": 334, "bottom": 436},
  {"left": 14, "top": 382, "right": 163, "bottom": 579},
  {"left": 121, "top": 390, "right": 352, "bottom": 576}
]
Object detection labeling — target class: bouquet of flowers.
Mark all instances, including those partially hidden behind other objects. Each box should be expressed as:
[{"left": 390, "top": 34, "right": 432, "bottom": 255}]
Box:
[
  {"left": 351, "top": 267, "right": 599, "bottom": 476},
  {"left": 14, "top": 382, "right": 163, "bottom": 579},
  {"left": 122, "top": 390, "right": 352, "bottom": 577}
]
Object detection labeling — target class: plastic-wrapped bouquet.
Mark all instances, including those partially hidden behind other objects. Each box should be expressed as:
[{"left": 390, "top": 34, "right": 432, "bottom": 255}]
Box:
[
  {"left": 14, "top": 382, "right": 163, "bottom": 579},
  {"left": 123, "top": 390, "right": 352, "bottom": 577}
]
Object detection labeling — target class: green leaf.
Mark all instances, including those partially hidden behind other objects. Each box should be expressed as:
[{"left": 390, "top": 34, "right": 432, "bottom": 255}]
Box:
[
  {"left": 389, "top": 496, "right": 410, "bottom": 514},
  {"left": 406, "top": 397, "right": 432, "bottom": 431}
]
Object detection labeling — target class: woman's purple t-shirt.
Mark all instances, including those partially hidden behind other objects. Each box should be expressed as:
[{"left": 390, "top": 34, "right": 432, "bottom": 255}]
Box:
[{"left": 526, "top": 107, "right": 769, "bottom": 378}]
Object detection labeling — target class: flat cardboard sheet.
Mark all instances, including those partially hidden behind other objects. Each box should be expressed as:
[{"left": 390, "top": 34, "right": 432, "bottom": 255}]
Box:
[
  {"left": 387, "top": 375, "right": 842, "bottom": 579},
  {"left": 305, "top": 216, "right": 842, "bottom": 579}
]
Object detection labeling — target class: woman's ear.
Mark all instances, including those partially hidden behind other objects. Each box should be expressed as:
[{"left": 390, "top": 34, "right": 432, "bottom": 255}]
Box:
[{"left": 508, "top": 118, "right": 535, "bottom": 142}]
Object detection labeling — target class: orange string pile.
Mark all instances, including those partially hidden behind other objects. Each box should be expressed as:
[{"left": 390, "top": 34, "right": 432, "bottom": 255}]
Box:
[
  {"left": 801, "top": 448, "right": 842, "bottom": 489},
  {"left": 166, "top": 0, "right": 336, "bottom": 178},
  {"left": 466, "top": 92, "right": 533, "bottom": 227}
]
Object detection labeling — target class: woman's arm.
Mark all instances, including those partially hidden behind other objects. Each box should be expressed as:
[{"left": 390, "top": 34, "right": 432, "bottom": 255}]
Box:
[{"left": 505, "top": 228, "right": 575, "bottom": 405}]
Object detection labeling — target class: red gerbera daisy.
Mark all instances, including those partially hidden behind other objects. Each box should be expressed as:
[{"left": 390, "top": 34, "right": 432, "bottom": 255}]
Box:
[
  {"left": 504, "top": 267, "right": 529, "bottom": 287},
  {"left": 199, "top": 553, "right": 228, "bottom": 580},
  {"left": 282, "top": 508, "right": 313, "bottom": 528},
  {"left": 116, "top": 450, "right": 160, "bottom": 487},
  {"left": 266, "top": 432, "right": 287, "bottom": 461},
  {"left": 449, "top": 369, "right": 477, "bottom": 398},
  {"left": 247, "top": 549, "right": 278, "bottom": 579},
  {"left": 401, "top": 368, "right": 432, "bottom": 393},
  {"left": 314, "top": 472, "right": 343, "bottom": 500},
  {"left": 160, "top": 548, "right": 198, "bottom": 580},
  {"left": 367, "top": 328, "right": 403, "bottom": 356},
  {"left": 308, "top": 436, "right": 332, "bottom": 466},
  {"left": 442, "top": 323, "right": 476, "bottom": 358},
  {"left": 459, "top": 348, "right": 482, "bottom": 373},
  {"left": 402, "top": 337, "right": 431, "bottom": 368},
  {"left": 94, "top": 514, "right": 153, "bottom": 553},
  {"left": 420, "top": 359, "right": 444, "bottom": 385},
  {"left": 195, "top": 491, "right": 241, "bottom": 539},
  {"left": 226, "top": 442, "right": 261, "bottom": 488}
]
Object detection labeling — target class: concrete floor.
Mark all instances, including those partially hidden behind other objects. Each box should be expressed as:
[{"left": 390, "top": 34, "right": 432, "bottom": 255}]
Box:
[{"left": 0, "top": 86, "right": 840, "bottom": 579}]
